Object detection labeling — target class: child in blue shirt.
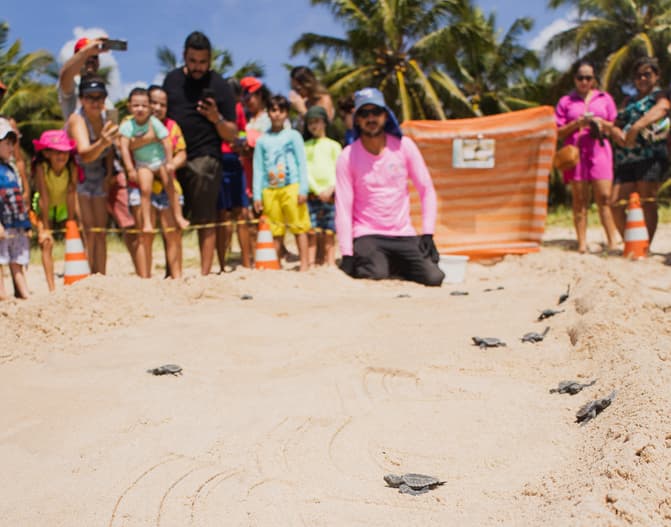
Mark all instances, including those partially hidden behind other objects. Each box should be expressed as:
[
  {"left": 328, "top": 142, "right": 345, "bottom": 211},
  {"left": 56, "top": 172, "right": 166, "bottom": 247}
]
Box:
[
  {"left": 253, "top": 95, "right": 311, "bottom": 271},
  {"left": 0, "top": 118, "right": 31, "bottom": 299}
]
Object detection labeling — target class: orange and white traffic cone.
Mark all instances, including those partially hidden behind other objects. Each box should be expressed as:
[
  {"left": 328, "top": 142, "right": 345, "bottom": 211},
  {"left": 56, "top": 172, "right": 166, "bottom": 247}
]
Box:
[
  {"left": 64, "top": 220, "right": 90, "bottom": 285},
  {"left": 254, "top": 216, "right": 280, "bottom": 270},
  {"left": 623, "top": 192, "right": 649, "bottom": 260}
]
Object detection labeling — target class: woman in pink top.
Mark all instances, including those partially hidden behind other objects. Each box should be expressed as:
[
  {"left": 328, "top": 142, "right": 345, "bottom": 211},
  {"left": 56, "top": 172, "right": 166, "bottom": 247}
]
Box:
[{"left": 555, "top": 60, "right": 618, "bottom": 253}]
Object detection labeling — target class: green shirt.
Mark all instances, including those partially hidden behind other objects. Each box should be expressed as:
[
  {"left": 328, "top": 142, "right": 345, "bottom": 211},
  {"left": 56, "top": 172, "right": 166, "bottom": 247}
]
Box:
[{"left": 305, "top": 137, "right": 342, "bottom": 195}]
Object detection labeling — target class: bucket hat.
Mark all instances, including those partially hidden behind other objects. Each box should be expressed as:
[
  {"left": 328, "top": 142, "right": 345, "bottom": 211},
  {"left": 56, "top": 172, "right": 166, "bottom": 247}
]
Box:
[
  {"left": 33, "top": 130, "right": 76, "bottom": 152},
  {"left": 352, "top": 87, "right": 402, "bottom": 140}
]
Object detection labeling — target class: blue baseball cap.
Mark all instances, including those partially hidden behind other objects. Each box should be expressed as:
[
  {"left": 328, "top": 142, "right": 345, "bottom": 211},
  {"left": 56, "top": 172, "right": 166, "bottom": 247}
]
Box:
[{"left": 352, "top": 87, "right": 402, "bottom": 140}]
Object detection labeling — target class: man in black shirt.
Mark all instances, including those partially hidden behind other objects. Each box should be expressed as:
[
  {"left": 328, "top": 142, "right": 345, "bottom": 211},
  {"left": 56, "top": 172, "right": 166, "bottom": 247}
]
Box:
[{"left": 163, "top": 31, "right": 237, "bottom": 275}]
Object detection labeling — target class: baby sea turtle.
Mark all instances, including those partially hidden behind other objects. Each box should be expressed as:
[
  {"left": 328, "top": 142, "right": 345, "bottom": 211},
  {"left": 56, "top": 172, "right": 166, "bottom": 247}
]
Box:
[
  {"left": 550, "top": 379, "right": 596, "bottom": 395},
  {"left": 450, "top": 290, "right": 469, "bottom": 296},
  {"left": 575, "top": 390, "right": 617, "bottom": 424},
  {"left": 472, "top": 336, "right": 507, "bottom": 348},
  {"left": 147, "top": 364, "right": 183, "bottom": 376},
  {"left": 396, "top": 293, "right": 411, "bottom": 298},
  {"left": 384, "top": 473, "right": 445, "bottom": 495},
  {"left": 521, "top": 326, "right": 550, "bottom": 343},
  {"left": 558, "top": 284, "right": 570, "bottom": 305},
  {"left": 538, "top": 308, "right": 564, "bottom": 321},
  {"left": 240, "top": 294, "right": 254, "bottom": 300},
  {"left": 483, "top": 286, "right": 504, "bottom": 292}
]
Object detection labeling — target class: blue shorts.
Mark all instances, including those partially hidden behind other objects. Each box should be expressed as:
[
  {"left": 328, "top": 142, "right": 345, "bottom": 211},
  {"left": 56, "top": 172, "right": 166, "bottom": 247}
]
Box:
[
  {"left": 308, "top": 197, "right": 335, "bottom": 232},
  {"left": 217, "top": 153, "right": 249, "bottom": 211}
]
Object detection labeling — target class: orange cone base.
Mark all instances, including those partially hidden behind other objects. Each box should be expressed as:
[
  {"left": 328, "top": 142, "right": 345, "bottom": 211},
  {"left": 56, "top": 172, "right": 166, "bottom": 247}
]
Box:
[
  {"left": 623, "top": 192, "right": 649, "bottom": 260},
  {"left": 63, "top": 220, "right": 91, "bottom": 285},
  {"left": 254, "top": 216, "right": 281, "bottom": 270}
]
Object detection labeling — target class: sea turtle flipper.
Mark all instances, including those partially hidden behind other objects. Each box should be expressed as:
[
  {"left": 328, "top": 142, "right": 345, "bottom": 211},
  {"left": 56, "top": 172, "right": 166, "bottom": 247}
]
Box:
[{"left": 399, "top": 484, "right": 429, "bottom": 495}]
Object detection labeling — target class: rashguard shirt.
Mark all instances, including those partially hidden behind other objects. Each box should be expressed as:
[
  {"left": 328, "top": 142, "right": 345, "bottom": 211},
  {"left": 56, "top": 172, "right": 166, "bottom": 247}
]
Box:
[
  {"left": 335, "top": 134, "right": 437, "bottom": 256},
  {"left": 252, "top": 128, "right": 309, "bottom": 201}
]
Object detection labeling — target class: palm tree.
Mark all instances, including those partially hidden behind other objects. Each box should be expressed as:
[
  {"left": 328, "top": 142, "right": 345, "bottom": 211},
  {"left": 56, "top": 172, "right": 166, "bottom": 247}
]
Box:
[
  {"left": 0, "top": 22, "right": 61, "bottom": 148},
  {"left": 545, "top": 0, "right": 671, "bottom": 97},
  {"left": 291, "top": 0, "right": 475, "bottom": 121},
  {"left": 443, "top": 6, "right": 541, "bottom": 114},
  {"left": 156, "top": 45, "right": 265, "bottom": 79}
]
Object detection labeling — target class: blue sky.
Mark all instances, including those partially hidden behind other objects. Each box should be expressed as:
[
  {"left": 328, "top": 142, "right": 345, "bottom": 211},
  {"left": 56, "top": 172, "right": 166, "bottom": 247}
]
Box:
[{"left": 3, "top": 0, "right": 572, "bottom": 103}]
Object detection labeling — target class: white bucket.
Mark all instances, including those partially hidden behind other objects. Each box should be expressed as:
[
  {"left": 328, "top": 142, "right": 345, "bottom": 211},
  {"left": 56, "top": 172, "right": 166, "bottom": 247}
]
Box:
[{"left": 439, "top": 255, "right": 469, "bottom": 283}]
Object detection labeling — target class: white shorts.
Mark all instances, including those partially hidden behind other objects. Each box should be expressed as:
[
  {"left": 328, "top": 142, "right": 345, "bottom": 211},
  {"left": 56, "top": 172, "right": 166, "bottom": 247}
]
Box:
[
  {"left": 0, "top": 229, "right": 30, "bottom": 265},
  {"left": 136, "top": 160, "right": 164, "bottom": 172},
  {"left": 128, "top": 187, "right": 141, "bottom": 207}
]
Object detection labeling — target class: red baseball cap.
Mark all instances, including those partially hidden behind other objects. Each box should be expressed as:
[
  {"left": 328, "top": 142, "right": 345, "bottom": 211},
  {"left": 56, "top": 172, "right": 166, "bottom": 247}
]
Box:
[
  {"left": 240, "top": 77, "right": 263, "bottom": 94},
  {"left": 74, "top": 37, "right": 91, "bottom": 53}
]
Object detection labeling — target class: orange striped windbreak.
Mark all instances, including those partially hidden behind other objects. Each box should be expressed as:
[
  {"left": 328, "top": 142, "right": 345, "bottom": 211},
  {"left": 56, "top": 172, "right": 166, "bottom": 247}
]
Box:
[{"left": 402, "top": 106, "right": 557, "bottom": 259}]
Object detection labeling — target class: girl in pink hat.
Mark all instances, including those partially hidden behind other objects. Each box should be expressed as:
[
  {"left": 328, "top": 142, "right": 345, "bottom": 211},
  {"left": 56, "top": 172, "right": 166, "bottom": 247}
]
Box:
[{"left": 32, "top": 130, "right": 78, "bottom": 291}]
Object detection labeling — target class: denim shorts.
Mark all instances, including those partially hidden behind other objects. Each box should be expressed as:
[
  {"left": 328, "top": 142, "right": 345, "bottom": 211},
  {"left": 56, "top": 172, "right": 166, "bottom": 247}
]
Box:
[
  {"left": 307, "top": 197, "right": 335, "bottom": 231},
  {"left": 0, "top": 229, "right": 30, "bottom": 265},
  {"left": 128, "top": 185, "right": 184, "bottom": 211}
]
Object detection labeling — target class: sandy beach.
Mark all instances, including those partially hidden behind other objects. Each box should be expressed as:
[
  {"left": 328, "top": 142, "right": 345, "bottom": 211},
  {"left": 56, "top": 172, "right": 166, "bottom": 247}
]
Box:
[{"left": 1, "top": 225, "right": 670, "bottom": 526}]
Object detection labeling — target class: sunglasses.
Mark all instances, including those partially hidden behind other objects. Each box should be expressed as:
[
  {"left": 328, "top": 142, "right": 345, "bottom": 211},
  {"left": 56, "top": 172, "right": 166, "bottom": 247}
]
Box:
[
  {"left": 357, "top": 106, "right": 385, "bottom": 118},
  {"left": 83, "top": 94, "right": 105, "bottom": 102},
  {"left": 635, "top": 71, "right": 653, "bottom": 80},
  {"left": 575, "top": 75, "right": 594, "bottom": 82}
]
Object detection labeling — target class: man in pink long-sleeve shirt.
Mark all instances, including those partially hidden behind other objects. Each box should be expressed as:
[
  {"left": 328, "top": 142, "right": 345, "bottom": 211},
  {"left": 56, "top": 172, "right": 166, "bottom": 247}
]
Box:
[{"left": 335, "top": 88, "right": 444, "bottom": 286}]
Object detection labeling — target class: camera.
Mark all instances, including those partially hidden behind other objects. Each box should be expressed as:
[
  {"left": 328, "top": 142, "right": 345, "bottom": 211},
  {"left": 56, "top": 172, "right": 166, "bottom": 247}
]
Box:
[{"left": 101, "top": 39, "right": 127, "bottom": 52}]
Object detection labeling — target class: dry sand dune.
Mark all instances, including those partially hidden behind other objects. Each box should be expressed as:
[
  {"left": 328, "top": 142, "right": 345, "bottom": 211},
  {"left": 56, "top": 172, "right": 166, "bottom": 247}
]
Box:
[{"left": 1, "top": 226, "right": 670, "bottom": 526}]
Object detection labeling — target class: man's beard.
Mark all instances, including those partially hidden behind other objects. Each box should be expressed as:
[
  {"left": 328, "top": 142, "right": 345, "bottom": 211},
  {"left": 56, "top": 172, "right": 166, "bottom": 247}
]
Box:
[{"left": 360, "top": 125, "right": 384, "bottom": 137}]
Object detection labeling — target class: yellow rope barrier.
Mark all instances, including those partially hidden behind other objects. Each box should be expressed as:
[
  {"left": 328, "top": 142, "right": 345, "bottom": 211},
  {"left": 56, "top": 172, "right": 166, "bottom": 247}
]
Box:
[{"left": 3, "top": 217, "right": 334, "bottom": 240}]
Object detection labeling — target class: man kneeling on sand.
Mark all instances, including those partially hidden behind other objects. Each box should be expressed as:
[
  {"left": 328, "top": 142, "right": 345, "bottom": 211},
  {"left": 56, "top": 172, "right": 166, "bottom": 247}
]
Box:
[{"left": 334, "top": 88, "right": 444, "bottom": 286}]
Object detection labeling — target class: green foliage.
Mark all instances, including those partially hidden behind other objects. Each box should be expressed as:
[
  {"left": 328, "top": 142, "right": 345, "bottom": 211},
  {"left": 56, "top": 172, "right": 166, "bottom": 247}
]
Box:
[
  {"left": 291, "top": 0, "right": 464, "bottom": 121},
  {"left": 545, "top": 0, "right": 671, "bottom": 98},
  {"left": 0, "top": 21, "right": 60, "bottom": 156}
]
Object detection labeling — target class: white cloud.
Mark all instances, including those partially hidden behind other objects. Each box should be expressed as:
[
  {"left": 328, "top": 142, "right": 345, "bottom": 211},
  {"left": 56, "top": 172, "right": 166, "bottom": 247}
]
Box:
[
  {"left": 529, "top": 9, "right": 578, "bottom": 71},
  {"left": 58, "top": 26, "right": 126, "bottom": 103}
]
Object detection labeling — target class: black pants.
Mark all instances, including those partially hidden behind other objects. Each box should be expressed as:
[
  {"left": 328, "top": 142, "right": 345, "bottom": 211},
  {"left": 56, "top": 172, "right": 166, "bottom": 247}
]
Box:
[{"left": 352, "top": 235, "right": 444, "bottom": 287}]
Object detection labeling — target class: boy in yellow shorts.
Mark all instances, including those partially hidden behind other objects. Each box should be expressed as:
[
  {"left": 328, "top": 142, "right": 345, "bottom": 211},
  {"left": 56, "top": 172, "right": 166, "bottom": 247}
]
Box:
[{"left": 253, "top": 95, "right": 311, "bottom": 271}]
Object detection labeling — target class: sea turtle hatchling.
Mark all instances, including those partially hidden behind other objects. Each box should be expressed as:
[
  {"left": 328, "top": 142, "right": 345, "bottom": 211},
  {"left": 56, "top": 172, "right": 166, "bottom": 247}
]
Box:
[
  {"left": 472, "top": 336, "right": 507, "bottom": 348},
  {"left": 384, "top": 473, "right": 445, "bottom": 495},
  {"left": 521, "top": 326, "right": 550, "bottom": 343},
  {"left": 575, "top": 390, "right": 617, "bottom": 424},
  {"left": 538, "top": 308, "right": 564, "bottom": 321},
  {"left": 550, "top": 379, "right": 596, "bottom": 395},
  {"left": 147, "top": 364, "right": 183, "bottom": 376},
  {"left": 240, "top": 294, "right": 254, "bottom": 300},
  {"left": 558, "top": 284, "right": 571, "bottom": 305},
  {"left": 450, "top": 290, "right": 469, "bottom": 296}
]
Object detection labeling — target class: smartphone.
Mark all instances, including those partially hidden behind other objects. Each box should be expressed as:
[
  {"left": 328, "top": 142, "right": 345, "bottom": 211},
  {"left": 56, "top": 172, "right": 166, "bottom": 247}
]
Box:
[
  {"left": 102, "top": 39, "right": 128, "bottom": 51},
  {"left": 201, "top": 88, "right": 216, "bottom": 101},
  {"left": 107, "top": 108, "right": 119, "bottom": 125}
]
